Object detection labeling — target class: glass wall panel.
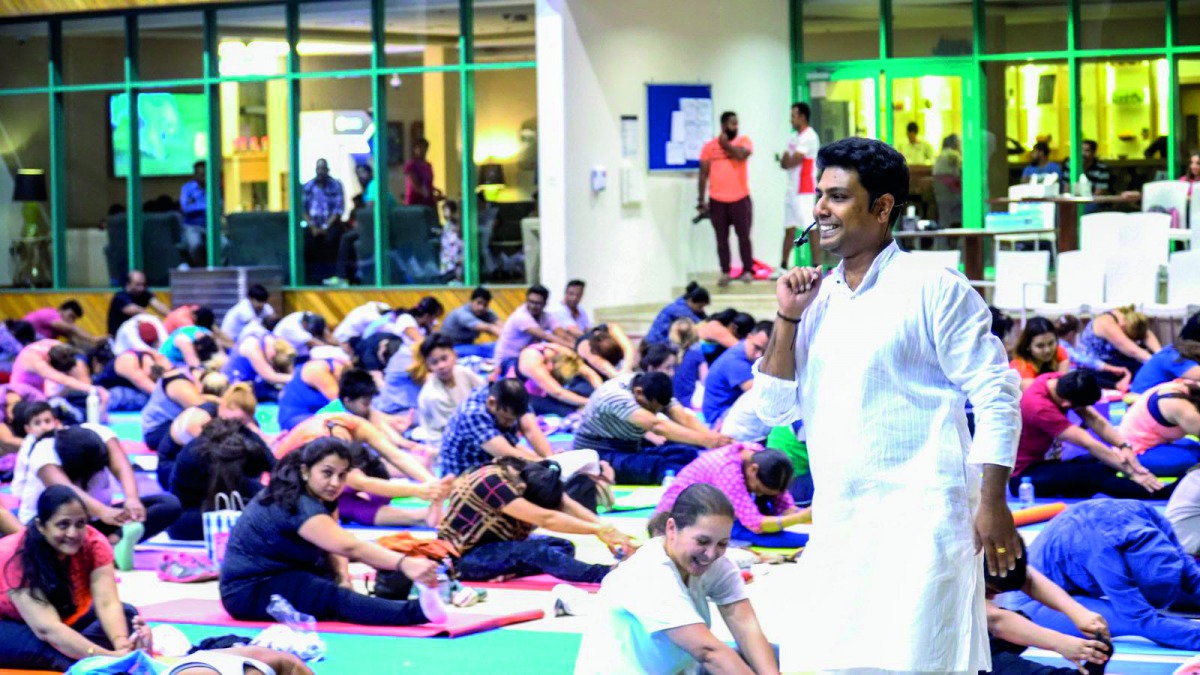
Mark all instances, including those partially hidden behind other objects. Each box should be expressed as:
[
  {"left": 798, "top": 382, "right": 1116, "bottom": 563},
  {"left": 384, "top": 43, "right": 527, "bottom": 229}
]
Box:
[
  {"left": 892, "top": 75, "right": 966, "bottom": 226},
  {"left": 216, "top": 5, "right": 287, "bottom": 78},
  {"left": 1177, "top": 58, "right": 1200, "bottom": 178},
  {"left": 1178, "top": 0, "right": 1200, "bottom": 46},
  {"left": 801, "top": 0, "right": 878, "bottom": 63},
  {"left": 1079, "top": 58, "right": 1168, "bottom": 193},
  {"left": 473, "top": 0, "right": 534, "bottom": 63},
  {"left": 892, "top": 1, "right": 973, "bottom": 59},
  {"left": 996, "top": 61, "right": 1070, "bottom": 190},
  {"left": 62, "top": 16, "right": 125, "bottom": 85},
  {"left": 0, "top": 95, "right": 53, "bottom": 287},
  {"left": 982, "top": 0, "right": 1067, "bottom": 54},
  {"left": 384, "top": 0, "right": 458, "bottom": 69},
  {"left": 299, "top": 0, "right": 372, "bottom": 73},
  {"left": 0, "top": 22, "right": 49, "bottom": 90},
  {"left": 139, "top": 11, "right": 204, "bottom": 82},
  {"left": 1079, "top": 0, "right": 1165, "bottom": 51},
  {"left": 66, "top": 90, "right": 126, "bottom": 288},
  {"left": 807, "top": 75, "right": 878, "bottom": 144},
  {"left": 475, "top": 67, "right": 537, "bottom": 284}
]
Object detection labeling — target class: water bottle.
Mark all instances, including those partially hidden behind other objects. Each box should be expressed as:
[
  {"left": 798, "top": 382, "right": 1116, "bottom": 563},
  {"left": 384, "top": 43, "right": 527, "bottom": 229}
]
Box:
[
  {"left": 1018, "top": 477, "right": 1036, "bottom": 508},
  {"left": 662, "top": 470, "right": 676, "bottom": 489},
  {"left": 1109, "top": 400, "right": 1127, "bottom": 426},
  {"left": 85, "top": 388, "right": 100, "bottom": 425},
  {"left": 1077, "top": 173, "right": 1092, "bottom": 198}
]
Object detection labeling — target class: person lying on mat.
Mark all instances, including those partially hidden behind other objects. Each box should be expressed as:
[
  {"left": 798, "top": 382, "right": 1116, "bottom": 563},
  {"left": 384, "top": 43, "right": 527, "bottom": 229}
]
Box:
[
  {"left": 167, "top": 418, "right": 276, "bottom": 541},
  {"left": 0, "top": 486, "right": 154, "bottom": 671},
  {"left": 1010, "top": 317, "right": 1071, "bottom": 392},
  {"left": 573, "top": 372, "right": 732, "bottom": 485},
  {"left": 1014, "top": 370, "right": 1168, "bottom": 499},
  {"left": 984, "top": 543, "right": 1112, "bottom": 675},
  {"left": 438, "top": 457, "right": 634, "bottom": 584},
  {"left": 12, "top": 424, "right": 182, "bottom": 569},
  {"left": 502, "top": 342, "right": 604, "bottom": 417},
  {"left": 276, "top": 345, "right": 351, "bottom": 431},
  {"left": 273, "top": 410, "right": 452, "bottom": 528},
  {"left": 220, "top": 438, "right": 447, "bottom": 627},
  {"left": 438, "top": 379, "right": 557, "bottom": 478},
  {"left": 416, "top": 333, "right": 485, "bottom": 452},
  {"left": 92, "top": 345, "right": 171, "bottom": 412},
  {"left": 1118, "top": 379, "right": 1200, "bottom": 478},
  {"left": 141, "top": 365, "right": 208, "bottom": 451},
  {"left": 156, "top": 383, "right": 267, "bottom": 490},
  {"left": 1129, "top": 312, "right": 1200, "bottom": 394},
  {"left": 1013, "top": 498, "right": 1200, "bottom": 650},
  {"left": 655, "top": 445, "right": 810, "bottom": 548},
  {"left": 576, "top": 484, "right": 779, "bottom": 675},
  {"left": 313, "top": 368, "right": 437, "bottom": 470},
  {"left": 222, "top": 329, "right": 296, "bottom": 403}
]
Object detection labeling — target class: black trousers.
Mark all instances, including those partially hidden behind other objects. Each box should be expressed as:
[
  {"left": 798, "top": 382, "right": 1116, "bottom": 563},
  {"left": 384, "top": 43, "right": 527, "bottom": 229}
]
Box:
[{"left": 221, "top": 569, "right": 427, "bottom": 626}]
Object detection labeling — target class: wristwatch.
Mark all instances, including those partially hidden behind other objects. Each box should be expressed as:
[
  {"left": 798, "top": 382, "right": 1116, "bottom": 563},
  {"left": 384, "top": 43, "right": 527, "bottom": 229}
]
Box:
[{"left": 1118, "top": 442, "right": 1133, "bottom": 450}]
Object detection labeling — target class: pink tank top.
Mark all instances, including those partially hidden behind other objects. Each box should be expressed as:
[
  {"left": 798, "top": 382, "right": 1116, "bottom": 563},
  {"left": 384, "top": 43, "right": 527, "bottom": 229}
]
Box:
[
  {"left": 10, "top": 339, "right": 59, "bottom": 394},
  {"left": 1120, "top": 381, "right": 1190, "bottom": 454}
]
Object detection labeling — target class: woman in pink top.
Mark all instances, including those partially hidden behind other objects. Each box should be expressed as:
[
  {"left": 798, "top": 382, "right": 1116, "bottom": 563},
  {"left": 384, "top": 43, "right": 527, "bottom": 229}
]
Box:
[
  {"left": 9, "top": 341, "right": 107, "bottom": 413},
  {"left": 654, "top": 444, "right": 810, "bottom": 547},
  {"left": 1119, "top": 380, "right": 1200, "bottom": 477}
]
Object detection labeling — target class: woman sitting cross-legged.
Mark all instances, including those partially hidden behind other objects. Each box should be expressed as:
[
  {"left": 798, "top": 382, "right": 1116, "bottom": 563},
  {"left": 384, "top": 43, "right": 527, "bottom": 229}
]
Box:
[
  {"left": 438, "top": 457, "right": 635, "bottom": 584},
  {"left": 0, "top": 486, "right": 154, "bottom": 671},
  {"left": 655, "top": 445, "right": 811, "bottom": 548},
  {"left": 219, "top": 438, "right": 447, "bottom": 626},
  {"left": 575, "top": 484, "right": 779, "bottom": 675},
  {"left": 167, "top": 418, "right": 276, "bottom": 541}
]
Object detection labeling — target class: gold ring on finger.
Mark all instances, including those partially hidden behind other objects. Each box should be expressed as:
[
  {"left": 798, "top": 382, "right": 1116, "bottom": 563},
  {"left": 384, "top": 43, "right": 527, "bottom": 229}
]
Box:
[{"left": 996, "top": 547, "right": 1007, "bottom": 553}]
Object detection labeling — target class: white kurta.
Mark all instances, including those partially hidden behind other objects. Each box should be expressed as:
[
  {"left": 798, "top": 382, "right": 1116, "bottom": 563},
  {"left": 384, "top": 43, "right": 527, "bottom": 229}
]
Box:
[{"left": 755, "top": 242, "right": 1020, "bottom": 674}]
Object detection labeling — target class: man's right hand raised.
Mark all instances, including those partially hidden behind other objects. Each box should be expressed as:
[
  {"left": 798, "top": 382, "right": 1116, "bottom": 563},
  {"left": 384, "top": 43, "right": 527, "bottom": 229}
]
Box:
[{"left": 776, "top": 266, "right": 823, "bottom": 319}]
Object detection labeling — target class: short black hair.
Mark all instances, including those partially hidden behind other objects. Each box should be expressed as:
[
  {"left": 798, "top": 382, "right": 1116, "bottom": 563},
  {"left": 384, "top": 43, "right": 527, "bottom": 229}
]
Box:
[
  {"left": 339, "top": 367, "right": 379, "bottom": 402},
  {"left": 631, "top": 371, "right": 674, "bottom": 407},
  {"left": 817, "top": 137, "right": 910, "bottom": 228},
  {"left": 750, "top": 321, "right": 773, "bottom": 337},
  {"left": 47, "top": 345, "right": 79, "bottom": 373},
  {"left": 733, "top": 313, "right": 756, "bottom": 339},
  {"left": 566, "top": 279, "right": 585, "bottom": 290},
  {"left": 683, "top": 281, "right": 710, "bottom": 306},
  {"left": 490, "top": 378, "right": 529, "bottom": 415},
  {"left": 720, "top": 111, "right": 737, "bottom": 125},
  {"left": 792, "top": 102, "right": 810, "bottom": 119},
  {"left": 906, "top": 121, "right": 919, "bottom": 134},
  {"left": 990, "top": 306, "right": 1014, "bottom": 341},
  {"left": 1055, "top": 370, "right": 1101, "bottom": 408},
  {"left": 639, "top": 342, "right": 678, "bottom": 371},
  {"left": 193, "top": 160, "right": 205, "bottom": 171},
  {"left": 527, "top": 284, "right": 550, "bottom": 301},
  {"left": 248, "top": 284, "right": 269, "bottom": 303},
  {"left": 415, "top": 137, "right": 430, "bottom": 150},
  {"left": 418, "top": 332, "right": 456, "bottom": 361},
  {"left": 471, "top": 286, "right": 492, "bottom": 302},
  {"left": 59, "top": 300, "right": 83, "bottom": 317},
  {"left": 12, "top": 400, "right": 53, "bottom": 436},
  {"left": 193, "top": 334, "right": 219, "bottom": 363},
  {"left": 1082, "top": 139, "right": 1098, "bottom": 153},
  {"left": 303, "top": 312, "right": 327, "bottom": 337},
  {"left": 1033, "top": 141, "right": 1051, "bottom": 155},
  {"left": 194, "top": 306, "right": 215, "bottom": 330}
]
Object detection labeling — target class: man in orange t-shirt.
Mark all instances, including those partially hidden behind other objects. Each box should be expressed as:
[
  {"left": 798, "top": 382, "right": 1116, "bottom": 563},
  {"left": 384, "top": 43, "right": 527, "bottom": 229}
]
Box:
[{"left": 699, "top": 111, "right": 754, "bottom": 286}]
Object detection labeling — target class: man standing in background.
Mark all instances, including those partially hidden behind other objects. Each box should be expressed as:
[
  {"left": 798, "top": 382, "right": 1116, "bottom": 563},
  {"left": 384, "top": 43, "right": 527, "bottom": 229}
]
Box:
[
  {"left": 179, "top": 160, "right": 207, "bottom": 266},
  {"left": 776, "top": 102, "right": 820, "bottom": 277},
  {"left": 699, "top": 111, "right": 754, "bottom": 287}
]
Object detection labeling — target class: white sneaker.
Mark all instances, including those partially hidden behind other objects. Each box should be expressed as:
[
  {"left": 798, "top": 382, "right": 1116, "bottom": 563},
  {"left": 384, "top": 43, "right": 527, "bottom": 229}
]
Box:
[{"left": 769, "top": 268, "right": 785, "bottom": 280}]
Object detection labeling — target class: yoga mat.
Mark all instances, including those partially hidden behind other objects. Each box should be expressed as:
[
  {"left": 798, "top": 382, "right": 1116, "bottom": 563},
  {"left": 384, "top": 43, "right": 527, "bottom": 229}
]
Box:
[
  {"left": 466, "top": 574, "right": 601, "bottom": 593},
  {"left": 138, "top": 599, "right": 544, "bottom": 638},
  {"left": 0, "top": 670, "right": 60, "bottom": 675},
  {"left": 1011, "top": 502, "right": 1066, "bottom": 527},
  {"left": 608, "top": 486, "right": 665, "bottom": 512}
]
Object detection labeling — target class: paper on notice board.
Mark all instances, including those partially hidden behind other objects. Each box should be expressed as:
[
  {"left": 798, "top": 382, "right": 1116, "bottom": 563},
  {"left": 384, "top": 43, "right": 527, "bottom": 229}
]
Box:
[
  {"left": 666, "top": 142, "right": 686, "bottom": 165},
  {"left": 696, "top": 98, "right": 713, "bottom": 124},
  {"left": 670, "top": 111, "right": 686, "bottom": 143},
  {"left": 681, "top": 98, "right": 699, "bottom": 122}
]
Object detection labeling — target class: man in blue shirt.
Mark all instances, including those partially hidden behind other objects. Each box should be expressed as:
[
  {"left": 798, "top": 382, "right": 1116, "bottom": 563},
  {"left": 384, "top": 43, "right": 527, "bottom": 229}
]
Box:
[
  {"left": 1021, "top": 141, "right": 1064, "bottom": 184},
  {"left": 302, "top": 158, "right": 346, "bottom": 284},
  {"left": 179, "top": 160, "right": 207, "bottom": 266},
  {"left": 701, "top": 321, "right": 771, "bottom": 425}
]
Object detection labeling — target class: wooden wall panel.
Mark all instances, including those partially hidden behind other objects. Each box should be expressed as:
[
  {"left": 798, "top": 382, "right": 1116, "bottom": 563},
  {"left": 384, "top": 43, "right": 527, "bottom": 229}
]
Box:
[{"left": 0, "top": 287, "right": 527, "bottom": 338}]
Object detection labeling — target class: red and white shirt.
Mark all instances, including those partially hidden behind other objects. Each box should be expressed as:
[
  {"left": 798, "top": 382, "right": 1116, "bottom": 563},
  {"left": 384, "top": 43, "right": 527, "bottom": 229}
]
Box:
[{"left": 787, "top": 126, "right": 821, "bottom": 195}]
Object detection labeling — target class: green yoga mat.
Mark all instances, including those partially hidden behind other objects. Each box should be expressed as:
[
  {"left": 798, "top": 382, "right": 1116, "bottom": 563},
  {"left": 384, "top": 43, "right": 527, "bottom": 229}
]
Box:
[{"left": 166, "top": 622, "right": 583, "bottom": 675}]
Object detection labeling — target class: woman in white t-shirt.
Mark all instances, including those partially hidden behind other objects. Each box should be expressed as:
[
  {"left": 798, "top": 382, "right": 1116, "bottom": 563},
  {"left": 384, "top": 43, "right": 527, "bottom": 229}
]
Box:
[
  {"left": 376, "top": 298, "right": 445, "bottom": 413},
  {"left": 415, "top": 334, "right": 484, "bottom": 448},
  {"left": 575, "top": 483, "right": 779, "bottom": 675}
]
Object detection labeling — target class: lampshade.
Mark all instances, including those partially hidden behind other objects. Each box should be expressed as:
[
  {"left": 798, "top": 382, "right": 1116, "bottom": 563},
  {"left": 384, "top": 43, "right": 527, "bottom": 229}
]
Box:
[
  {"left": 477, "top": 163, "right": 506, "bottom": 187},
  {"left": 13, "top": 170, "right": 47, "bottom": 202}
]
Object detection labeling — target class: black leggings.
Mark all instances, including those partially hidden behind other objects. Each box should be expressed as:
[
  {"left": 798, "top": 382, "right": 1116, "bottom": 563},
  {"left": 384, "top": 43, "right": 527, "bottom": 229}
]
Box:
[
  {"left": 0, "top": 603, "right": 136, "bottom": 670},
  {"left": 221, "top": 570, "right": 427, "bottom": 626}
]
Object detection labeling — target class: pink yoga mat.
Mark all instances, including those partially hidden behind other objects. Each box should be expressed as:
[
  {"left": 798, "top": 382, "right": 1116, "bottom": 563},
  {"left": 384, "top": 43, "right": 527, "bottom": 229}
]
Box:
[
  {"left": 120, "top": 439, "right": 151, "bottom": 455},
  {"left": 138, "top": 599, "right": 544, "bottom": 638},
  {"left": 467, "top": 574, "right": 600, "bottom": 593}
]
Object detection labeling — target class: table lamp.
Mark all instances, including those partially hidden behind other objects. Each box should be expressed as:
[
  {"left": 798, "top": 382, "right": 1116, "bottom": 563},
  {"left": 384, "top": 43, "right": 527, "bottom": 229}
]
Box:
[
  {"left": 13, "top": 169, "right": 47, "bottom": 238},
  {"left": 477, "top": 163, "right": 506, "bottom": 201}
]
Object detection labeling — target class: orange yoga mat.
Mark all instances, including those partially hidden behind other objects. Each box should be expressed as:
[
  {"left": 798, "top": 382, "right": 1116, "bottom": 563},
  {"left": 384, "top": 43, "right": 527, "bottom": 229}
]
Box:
[{"left": 1012, "top": 502, "right": 1066, "bottom": 527}]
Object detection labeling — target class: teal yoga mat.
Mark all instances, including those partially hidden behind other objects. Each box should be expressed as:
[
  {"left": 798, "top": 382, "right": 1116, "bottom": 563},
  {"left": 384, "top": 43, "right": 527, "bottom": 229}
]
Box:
[{"left": 167, "top": 622, "right": 583, "bottom": 675}]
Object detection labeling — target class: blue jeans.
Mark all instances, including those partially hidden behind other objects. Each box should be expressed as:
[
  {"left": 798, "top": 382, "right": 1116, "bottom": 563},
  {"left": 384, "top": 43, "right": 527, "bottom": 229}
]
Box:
[
  {"left": 454, "top": 343, "right": 495, "bottom": 359},
  {"left": 730, "top": 521, "right": 809, "bottom": 548},
  {"left": 577, "top": 435, "right": 701, "bottom": 485},
  {"left": 788, "top": 471, "right": 814, "bottom": 506},
  {"left": 107, "top": 386, "right": 149, "bottom": 412},
  {"left": 457, "top": 536, "right": 611, "bottom": 583},
  {"left": 0, "top": 603, "right": 136, "bottom": 670},
  {"left": 1137, "top": 439, "right": 1200, "bottom": 477}
]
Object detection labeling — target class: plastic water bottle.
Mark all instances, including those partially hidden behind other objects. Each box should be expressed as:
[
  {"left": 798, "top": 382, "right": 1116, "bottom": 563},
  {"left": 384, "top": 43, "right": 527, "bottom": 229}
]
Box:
[
  {"left": 1018, "top": 477, "right": 1036, "bottom": 508},
  {"left": 1077, "top": 173, "right": 1092, "bottom": 198},
  {"left": 85, "top": 388, "right": 100, "bottom": 425},
  {"left": 1109, "top": 400, "right": 1127, "bottom": 426},
  {"left": 662, "top": 470, "right": 676, "bottom": 489}
]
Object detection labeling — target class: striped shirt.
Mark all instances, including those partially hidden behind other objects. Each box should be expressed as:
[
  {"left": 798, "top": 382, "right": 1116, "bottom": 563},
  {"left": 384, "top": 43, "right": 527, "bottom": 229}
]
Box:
[
  {"left": 438, "top": 464, "right": 535, "bottom": 554},
  {"left": 573, "top": 375, "right": 671, "bottom": 449}
]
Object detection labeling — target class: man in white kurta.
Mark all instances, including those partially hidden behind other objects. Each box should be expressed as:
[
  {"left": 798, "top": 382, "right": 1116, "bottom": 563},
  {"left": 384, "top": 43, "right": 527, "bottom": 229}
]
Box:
[{"left": 755, "top": 137, "right": 1022, "bottom": 673}]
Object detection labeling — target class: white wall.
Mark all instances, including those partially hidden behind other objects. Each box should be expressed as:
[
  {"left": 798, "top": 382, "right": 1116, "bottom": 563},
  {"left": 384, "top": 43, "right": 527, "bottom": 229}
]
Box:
[{"left": 538, "top": 0, "right": 792, "bottom": 310}]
